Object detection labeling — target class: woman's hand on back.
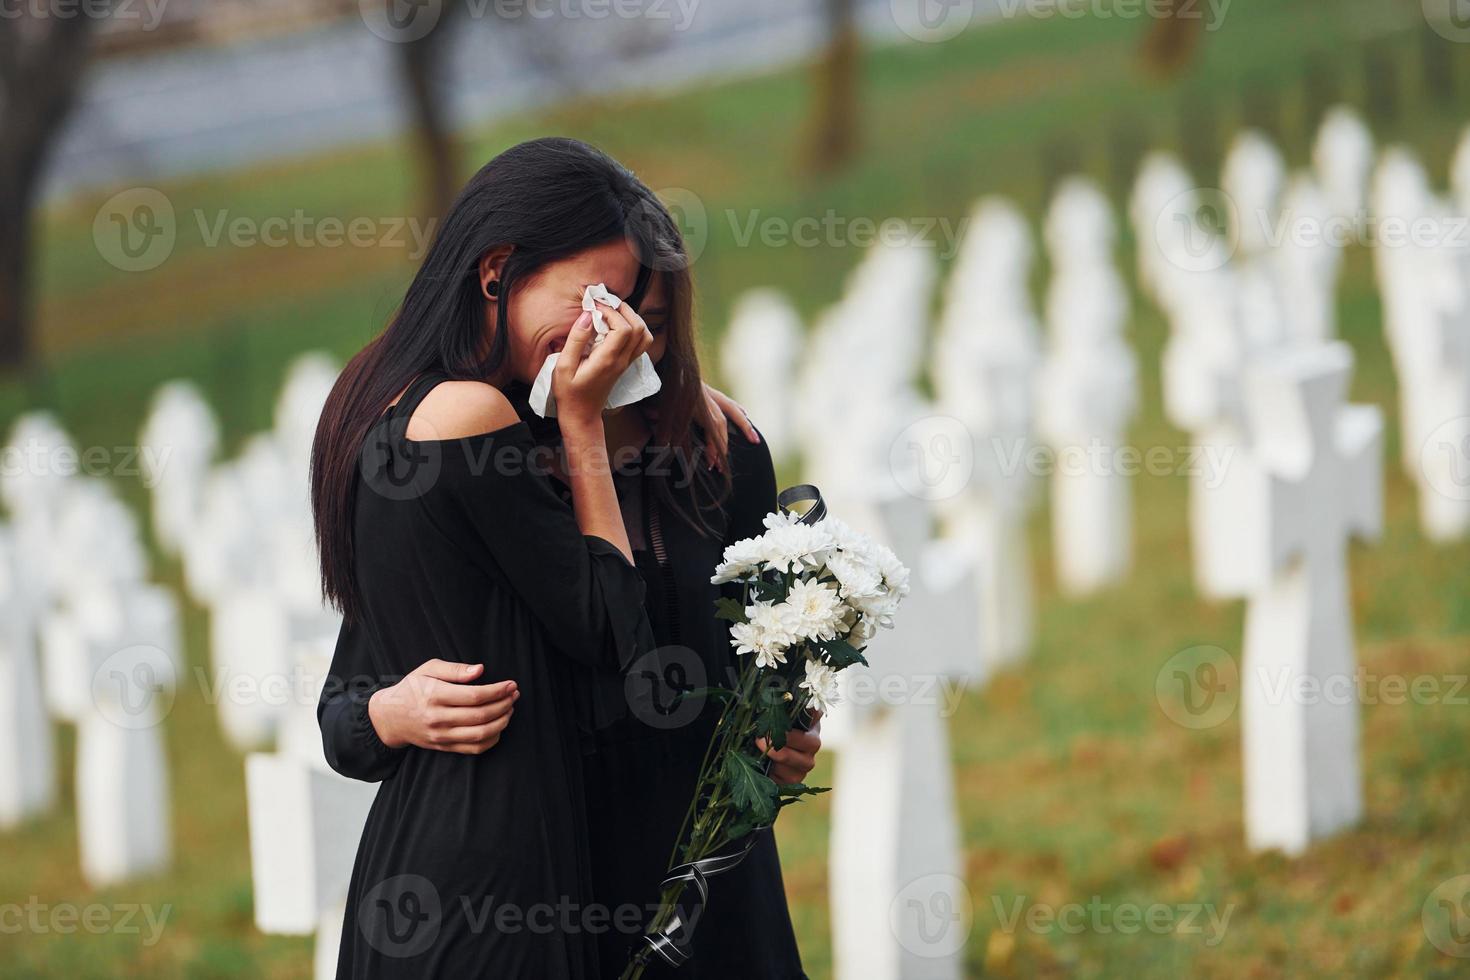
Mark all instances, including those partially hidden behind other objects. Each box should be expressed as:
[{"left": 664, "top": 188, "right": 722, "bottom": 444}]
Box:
[
  {"left": 700, "top": 383, "right": 760, "bottom": 473},
  {"left": 367, "top": 660, "right": 519, "bottom": 755},
  {"left": 552, "top": 304, "right": 655, "bottom": 427}
]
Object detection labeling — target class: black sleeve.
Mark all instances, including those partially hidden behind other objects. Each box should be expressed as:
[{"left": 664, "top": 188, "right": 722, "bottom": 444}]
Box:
[
  {"left": 430, "top": 426, "right": 654, "bottom": 674},
  {"left": 724, "top": 423, "right": 779, "bottom": 548},
  {"left": 317, "top": 617, "right": 405, "bottom": 783}
]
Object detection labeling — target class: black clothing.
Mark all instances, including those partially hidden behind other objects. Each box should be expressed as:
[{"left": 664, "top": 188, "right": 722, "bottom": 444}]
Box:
[
  {"left": 320, "top": 382, "right": 805, "bottom": 979},
  {"left": 323, "top": 373, "right": 651, "bottom": 979}
]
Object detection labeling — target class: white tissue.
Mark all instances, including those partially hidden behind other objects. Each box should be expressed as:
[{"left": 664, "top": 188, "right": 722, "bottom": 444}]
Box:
[{"left": 527, "top": 283, "right": 663, "bottom": 418}]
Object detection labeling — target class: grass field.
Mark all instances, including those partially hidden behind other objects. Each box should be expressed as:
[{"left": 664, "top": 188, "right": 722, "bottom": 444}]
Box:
[{"left": 5, "top": 0, "right": 1470, "bottom": 976}]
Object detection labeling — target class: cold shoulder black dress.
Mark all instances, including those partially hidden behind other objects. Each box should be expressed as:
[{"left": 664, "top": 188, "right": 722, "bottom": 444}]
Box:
[
  {"left": 321, "top": 387, "right": 806, "bottom": 979},
  {"left": 320, "top": 373, "right": 653, "bottom": 979}
]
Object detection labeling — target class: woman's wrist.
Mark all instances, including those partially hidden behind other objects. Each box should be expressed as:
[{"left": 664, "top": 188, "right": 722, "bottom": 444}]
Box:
[
  {"left": 367, "top": 687, "right": 407, "bottom": 749},
  {"left": 557, "top": 410, "right": 605, "bottom": 442}
]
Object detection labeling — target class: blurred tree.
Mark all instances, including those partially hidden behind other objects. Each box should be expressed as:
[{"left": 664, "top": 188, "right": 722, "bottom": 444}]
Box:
[
  {"left": 805, "top": 0, "right": 859, "bottom": 175},
  {"left": 397, "top": 2, "right": 461, "bottom": 218},
  {"left": 0, "top": 3, "right": 108, "bottom": 369},
  {"left": 1139, "top": 0, "right": 1204, "bottom": 77}
]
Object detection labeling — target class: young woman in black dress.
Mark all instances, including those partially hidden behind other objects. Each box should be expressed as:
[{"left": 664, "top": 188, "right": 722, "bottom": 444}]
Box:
[
  {"left": 318, "top": 142, "right": 820, "bottom": 978},
  {"left": 312, "top": 138, "right": 671, "bottom": 978}
]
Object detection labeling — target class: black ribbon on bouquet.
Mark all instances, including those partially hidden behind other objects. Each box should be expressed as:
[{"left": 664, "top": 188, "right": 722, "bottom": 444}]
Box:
[
  {"left": 638, "top": 485, "right": 827, "bottom": 970},
  {"left": 777, "top": 483, "right": 827, "bottom": 526},
  {"left": 640, "top": 835, "right": 762, "bottom": 968}
]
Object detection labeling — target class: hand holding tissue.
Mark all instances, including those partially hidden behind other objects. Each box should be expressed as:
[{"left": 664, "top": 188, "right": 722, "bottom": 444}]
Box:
[{"left": 528, "top": 283, "right": 663, "bottom": 418}]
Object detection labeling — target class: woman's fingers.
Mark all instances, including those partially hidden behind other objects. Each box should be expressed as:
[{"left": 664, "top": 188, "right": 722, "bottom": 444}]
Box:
[
  {"left": 431, "top": 678, "right": 518, "bottom": 707},
  {"left": 428, "top": 693, "right": 518, "bottom": 729},
  {"left": 435, "top": 715, "right": 512, "bottom": 749},
  {"left": 783, "top": 728, "right": 822, "bottom": 756},
  {"left": 415, "top": 659, "right": 483, "bottom": 683},
  {"left": 595, "top": 304, "right": 653, "bottom": 364},
  {"left": 701, "top": 389, "right": 730, "bottom": 473},
  {"left": 556, "top": 311, "right": 596, "bottom": 378},
  {"left": 704, "top": 383, "right": 759, "bottom": 445},
  {"left": 755, "top": 727, "right": 822, "bottom": 784}
]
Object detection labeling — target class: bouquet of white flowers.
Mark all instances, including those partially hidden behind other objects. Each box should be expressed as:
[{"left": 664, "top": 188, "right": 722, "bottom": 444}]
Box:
[{"left": 623, "top": 486, "right": 910, "bottom": 978}]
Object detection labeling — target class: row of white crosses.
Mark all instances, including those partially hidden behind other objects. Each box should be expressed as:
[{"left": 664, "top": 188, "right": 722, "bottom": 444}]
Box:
[
  {"left": 1370, "top": 137, "right": 1470, "bottom": 542},
  {"left": 730, "top": 237, "right": 973, "bottom": 979},
  {"left": 245, "top": 636, "right": 378, "bottom": 980},
  {"left": 1131, "top": 109, "right": 1384, "bottom": 855},
  {"left": 137, "top": 353, "right": 377, "bottom": 979},
  {"left": 1037, "top": 177, "right": 1140, "bottom": 596},
  {"left": 146, "top": 353, "right": 347, "bottom": 751},
  {"left": 932, "top": 198, "right": 1042, "bottom": 673},
  {"left": 0, "top": 411, "right": 182, "bottom": 886},
  {"left": 724, "top": 186, "right": 1143, "bottom": 974}
]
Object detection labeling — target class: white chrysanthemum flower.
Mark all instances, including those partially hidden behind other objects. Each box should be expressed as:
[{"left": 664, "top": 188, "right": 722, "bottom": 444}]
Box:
[
  {"left": 873, "top": 544, "right": 911, "bottom": 596},
  {"left": 823, "top": 550, "right": 884, "bottom": 600},
  {"left": 730, "top": 600, "right": 796, "bottom": 669},
  {"left": 799, "top": 658, "right": 841, "bottom": 714},
  {"left": 851, "top": 590, "right": 902, "bottom": 631},
  {"left": 781, "top": 578, "right": 845, "bottom": 642},
  {"left": 757, "top": 512, "right": 836, "bottom": 574},
  {"left": 712, "top": 537, "right": 766, "bottom": 583}
]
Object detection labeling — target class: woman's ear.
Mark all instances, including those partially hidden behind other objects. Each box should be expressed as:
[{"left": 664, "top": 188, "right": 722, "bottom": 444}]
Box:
[{"left": 477, "top": 246, "right": 512, "bottom": 301}]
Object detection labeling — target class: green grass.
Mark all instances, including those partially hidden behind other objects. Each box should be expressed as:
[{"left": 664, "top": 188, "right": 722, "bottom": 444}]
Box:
[{"left": 6, "top": 0, "right": 1470, "bottom": 975}]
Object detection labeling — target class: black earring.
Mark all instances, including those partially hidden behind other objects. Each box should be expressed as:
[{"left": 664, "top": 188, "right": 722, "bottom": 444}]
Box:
[{"left": 484, "top": 280, "right": 500, "bottom": 299}]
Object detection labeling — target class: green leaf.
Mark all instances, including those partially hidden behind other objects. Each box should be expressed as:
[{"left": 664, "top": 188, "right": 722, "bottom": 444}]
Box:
[
  {"left": 714, "top": 597, "right": 748, "bottom": 623},
  {"left": 819, "top": 638, "right": 868, "bottom": 670},
  {"left": 722, "top": 813, "right": 760, "bottom": 842},
  {"left": 777, "top": 782, "right": 830, "bottom": 799},
  {"left": 750, "top": 578, "right": 786, "bottom": 603},
  {"left": 755, "top": 701, "right": 790, "bottom": 749},
  {"left": 721, "top": 750, "right": 779, "bottom": 824}
]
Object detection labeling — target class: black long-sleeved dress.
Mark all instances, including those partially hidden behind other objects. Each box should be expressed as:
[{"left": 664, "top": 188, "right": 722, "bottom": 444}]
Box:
[
  {"left": 320, "top": 390, "right": 807, "bottom": 979},
  {"left": 320, "top": 373, "right": 653, "bottom": 979}
]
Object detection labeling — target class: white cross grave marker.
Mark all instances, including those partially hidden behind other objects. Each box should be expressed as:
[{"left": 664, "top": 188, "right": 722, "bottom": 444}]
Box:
[
  {"left": 1039, "top": 177, "right": 1139, "bottom": 594},
  {"left": 1235, "top": 342, "right": 1382, "bottom": 855},
  {"left": 720, "top": 289, "right": 803, "bottom": 462},
  {"left": 0, "top": 526, "right": 54, "bottom": 829},
  {"left": 829, "top": 488, "right": 975, "bottom": 980}
]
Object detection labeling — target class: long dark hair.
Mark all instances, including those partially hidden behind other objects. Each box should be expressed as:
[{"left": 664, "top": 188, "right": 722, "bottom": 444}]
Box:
[{"left": 312, "top": 137, "right": 727, "bottom": 620}]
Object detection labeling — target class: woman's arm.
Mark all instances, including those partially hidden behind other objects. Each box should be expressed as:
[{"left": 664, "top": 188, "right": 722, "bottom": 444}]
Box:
[
  {"left": 555, "top": 303, "right": 652, "bottom": 561},
  {"left": 405, "top": 306, "right": 654, "bottom": 671},
  {"left": 316, "top": 618, "right": 404, "bottom": 782},
  {"left": 319, "top": 621, "right": 520, "bottom": 780}
]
